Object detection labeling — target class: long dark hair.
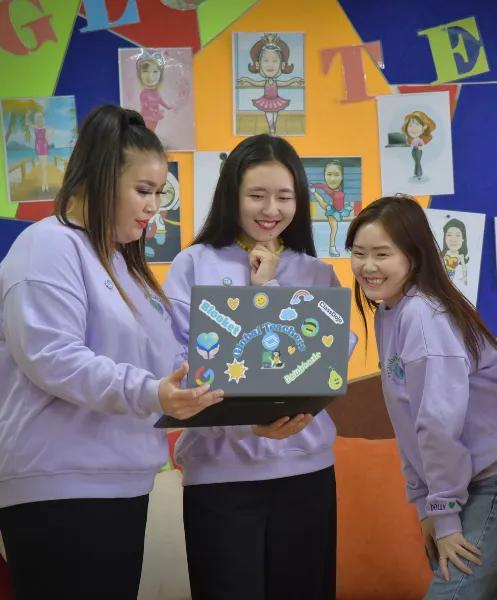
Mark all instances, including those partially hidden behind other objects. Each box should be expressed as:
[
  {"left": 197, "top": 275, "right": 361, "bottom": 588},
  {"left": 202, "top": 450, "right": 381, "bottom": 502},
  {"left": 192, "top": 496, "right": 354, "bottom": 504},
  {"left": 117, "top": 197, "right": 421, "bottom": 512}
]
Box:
[
  {"left": 194, "top": 134, "right": 316, "bottom": 256},
  {"left": 442, "top": 218, "right": 469, "bottom": 263},
  {"left": 345, "top": 195, "right": 497, "bottom": 360},
  {"left": 55, "top": 104, "right": 168, "bottom": 310}
]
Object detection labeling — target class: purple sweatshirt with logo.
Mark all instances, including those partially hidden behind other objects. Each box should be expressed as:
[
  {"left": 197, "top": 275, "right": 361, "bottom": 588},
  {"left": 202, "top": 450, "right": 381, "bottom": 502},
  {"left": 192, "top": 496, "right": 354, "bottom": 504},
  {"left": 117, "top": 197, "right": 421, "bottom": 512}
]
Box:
[
  {"left": 164, "top": 243, "right": 356, "bottom": 486},
  {"left": 375, "top": 288, "right": 497, "bottom": 538},
  {"left": 0, "top": 217, "right": 182, "bottom": 508}
]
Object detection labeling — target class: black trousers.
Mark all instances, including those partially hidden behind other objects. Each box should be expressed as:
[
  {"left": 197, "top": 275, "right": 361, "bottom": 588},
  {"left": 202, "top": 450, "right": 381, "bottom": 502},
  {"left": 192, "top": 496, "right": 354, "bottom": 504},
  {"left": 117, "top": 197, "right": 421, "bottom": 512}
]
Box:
[
  {"left": 0, "top": 495, "right": 149, "bottom": 600},
  {"left": 183, "top": 467, "right": 336, "bottom": 600}
]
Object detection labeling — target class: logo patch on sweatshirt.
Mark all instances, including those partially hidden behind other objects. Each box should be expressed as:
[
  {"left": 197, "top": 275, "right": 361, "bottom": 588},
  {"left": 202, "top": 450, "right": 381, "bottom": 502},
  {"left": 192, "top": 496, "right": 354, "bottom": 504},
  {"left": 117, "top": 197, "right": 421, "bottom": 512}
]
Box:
[{"left": 386, "top": 353, "right": 405, "bottom": 383}]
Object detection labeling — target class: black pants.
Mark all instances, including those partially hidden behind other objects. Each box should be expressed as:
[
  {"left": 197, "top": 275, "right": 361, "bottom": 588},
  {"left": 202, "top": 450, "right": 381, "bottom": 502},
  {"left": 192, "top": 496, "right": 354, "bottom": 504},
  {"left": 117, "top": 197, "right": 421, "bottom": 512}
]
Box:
[
  {"left": 183, "top": 467, "right": 336, "bottom": 600},
  {"left": 0, "top": 495, "right": 149, "bottom": 600}
]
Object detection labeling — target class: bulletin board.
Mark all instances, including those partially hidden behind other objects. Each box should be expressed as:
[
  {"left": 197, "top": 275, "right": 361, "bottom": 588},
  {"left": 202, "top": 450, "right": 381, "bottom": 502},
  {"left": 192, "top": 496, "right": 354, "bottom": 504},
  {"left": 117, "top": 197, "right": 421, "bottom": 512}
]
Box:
[{"left": 1, "top": 0, "right": 496, "bottom": 386}]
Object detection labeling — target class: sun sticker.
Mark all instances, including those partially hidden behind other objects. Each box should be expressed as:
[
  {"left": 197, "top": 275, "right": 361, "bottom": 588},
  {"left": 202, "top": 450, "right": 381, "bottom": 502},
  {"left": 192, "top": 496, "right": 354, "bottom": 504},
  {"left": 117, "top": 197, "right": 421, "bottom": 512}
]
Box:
[{"left": 224, "top": 359, "right": 249, "bottom": 383}]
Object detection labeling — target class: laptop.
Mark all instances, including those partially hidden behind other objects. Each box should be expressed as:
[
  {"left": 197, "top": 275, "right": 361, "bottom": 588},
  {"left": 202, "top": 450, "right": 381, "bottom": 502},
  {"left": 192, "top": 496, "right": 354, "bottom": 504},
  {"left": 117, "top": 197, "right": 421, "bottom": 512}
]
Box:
[
  {"left": 155, "top": 285, "right": 352, "bottom": 427},
  {"left": 385, "top": 132, "right": 409, "bottom": 147}
]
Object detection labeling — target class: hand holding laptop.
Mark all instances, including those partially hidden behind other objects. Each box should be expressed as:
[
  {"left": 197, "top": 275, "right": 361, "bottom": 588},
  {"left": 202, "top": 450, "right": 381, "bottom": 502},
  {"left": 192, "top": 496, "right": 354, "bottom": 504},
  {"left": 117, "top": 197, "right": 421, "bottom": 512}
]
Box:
[
  {"left": 158, "top": 362, "right": 224, "bottom": 420},
  {"left": 249, "top": 242, "right": 279, "bottom": 285},
  {"left": 253, "top": 413, "right": 313, "bottom": 439}
]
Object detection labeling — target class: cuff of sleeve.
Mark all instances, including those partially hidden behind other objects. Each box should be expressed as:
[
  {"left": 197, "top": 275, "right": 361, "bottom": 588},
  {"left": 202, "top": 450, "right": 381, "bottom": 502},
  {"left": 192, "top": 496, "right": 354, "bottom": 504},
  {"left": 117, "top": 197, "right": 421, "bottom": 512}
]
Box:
[
  {"left": 433, "top": 513, "right": 462, "bottom": 539},
  {"left": 263, "top": 279, "right": 279, "bottom": 287},
  {"left": 415, "top": 497, "right": 427, "bottom": 520},
  {"left": 140, "top": 378, "right": 162, "bottom": 415}
]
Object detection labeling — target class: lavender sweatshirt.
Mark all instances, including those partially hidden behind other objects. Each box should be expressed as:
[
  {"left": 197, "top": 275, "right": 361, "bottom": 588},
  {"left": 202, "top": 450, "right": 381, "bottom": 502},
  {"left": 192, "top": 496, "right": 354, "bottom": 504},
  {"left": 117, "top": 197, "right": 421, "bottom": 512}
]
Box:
[
  {"left": 375, "top": 288, "right": 497, "bottom": 538},
  {"left": 165, "top": 243, "right": 355, "bottom": 486},
  {"left": 0, "top": 217, "right": 181, "bottom": 508}
]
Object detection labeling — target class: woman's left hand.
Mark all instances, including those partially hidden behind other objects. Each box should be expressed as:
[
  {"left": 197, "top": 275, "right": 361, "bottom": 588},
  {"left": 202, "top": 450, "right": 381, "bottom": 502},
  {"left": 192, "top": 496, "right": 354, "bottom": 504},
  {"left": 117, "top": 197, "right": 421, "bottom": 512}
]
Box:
[
  {"left": 436, "top": 532, "right": 482, "bottom": 581},
  {"left": 249, "top": 242, "right": 279, "bottom": 285},
  {"left": 253, "top": 414, "right": 313, "bottom": 439}
]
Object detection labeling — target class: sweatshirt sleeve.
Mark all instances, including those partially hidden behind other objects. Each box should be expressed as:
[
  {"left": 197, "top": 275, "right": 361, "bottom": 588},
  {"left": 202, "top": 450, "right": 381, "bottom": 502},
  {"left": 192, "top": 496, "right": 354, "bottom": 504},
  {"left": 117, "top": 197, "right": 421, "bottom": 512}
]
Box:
[
  {"left": 4, "top": 280, "right": 162, "bottom": 417},
  {"left": 404, "top": 355, "right": 472, "bottom": 538}
]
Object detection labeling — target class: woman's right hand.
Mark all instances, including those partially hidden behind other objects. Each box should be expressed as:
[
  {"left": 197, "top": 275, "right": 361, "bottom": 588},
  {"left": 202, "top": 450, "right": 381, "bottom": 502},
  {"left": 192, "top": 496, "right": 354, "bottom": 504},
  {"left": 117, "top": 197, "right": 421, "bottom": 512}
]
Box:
[
  {"left": 253, "top": 414, "right": 313, "bottom": 439},
  {"left": 158, "top": 362, "right": 224, "bottom": 420}
]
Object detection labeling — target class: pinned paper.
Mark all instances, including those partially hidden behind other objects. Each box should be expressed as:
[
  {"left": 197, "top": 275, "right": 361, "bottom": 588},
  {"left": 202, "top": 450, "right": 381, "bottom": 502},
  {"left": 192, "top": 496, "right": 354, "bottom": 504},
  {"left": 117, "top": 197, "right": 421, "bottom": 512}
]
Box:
[
  {"left": 418, "top": 16, "right": 489, "bottom": 84},
  {"left": 425, "top": 208, "right": 485, "bottom": 306}
]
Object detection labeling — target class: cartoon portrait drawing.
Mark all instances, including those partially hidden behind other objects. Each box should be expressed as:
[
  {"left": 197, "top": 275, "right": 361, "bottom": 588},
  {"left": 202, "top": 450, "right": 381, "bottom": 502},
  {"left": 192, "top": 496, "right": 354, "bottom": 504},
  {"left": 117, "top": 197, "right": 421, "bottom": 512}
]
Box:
[
  {"left": 119, "top": 47, "right": 194, "bottom": 151},
  {"left": 309, "top": 160, "right": 353, "bottom": 257},
  {"left": 236, "top": 33, "right": 304, "bottom": 135},
  {"left": 401, "top": 111, "right": 436, "bottom": 180},
  {"left": 442, "top": 218, "right": 469, "bottom": 285},
  {"left": 145, "top": 167, "right": 181, "bottom": 263},
  {"left": 136, "top": 51, "right": 172, "bottom": 132}
]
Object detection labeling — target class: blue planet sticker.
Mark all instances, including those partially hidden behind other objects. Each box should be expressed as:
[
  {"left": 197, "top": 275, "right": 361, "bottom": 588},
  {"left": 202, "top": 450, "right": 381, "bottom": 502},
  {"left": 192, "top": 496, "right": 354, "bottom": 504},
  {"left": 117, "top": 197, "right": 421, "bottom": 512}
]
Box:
[{"left": 262, "top": 331, "right": 280, "bottom": 351}]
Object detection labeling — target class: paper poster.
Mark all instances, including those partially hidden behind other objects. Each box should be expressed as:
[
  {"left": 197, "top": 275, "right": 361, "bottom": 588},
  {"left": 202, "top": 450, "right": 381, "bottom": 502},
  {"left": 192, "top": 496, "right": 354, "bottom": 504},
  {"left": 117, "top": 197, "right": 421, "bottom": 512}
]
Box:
[
  {"left": 1, "top": 96, "right": 77, "bottom": 204},
  {"left": 425, "top": 208, "right": 485, "bottom": 306},
  {"left": 233, "top": 32, "right": 305, "bottom": 136},
  {"left": 193, "top": 151, "right": 229, "bottom": 235},
  {"left": 144, "top": 161, "right": 181, "bottom": 263},
  {"left": 377, "top": 91, "right": 454, "bottom": 196},
  {"left": 302, "top": 157, "right": 362, "bottom": 259},
  {"left": 119, "top": 47, "right": 194, "bottom": 151}
]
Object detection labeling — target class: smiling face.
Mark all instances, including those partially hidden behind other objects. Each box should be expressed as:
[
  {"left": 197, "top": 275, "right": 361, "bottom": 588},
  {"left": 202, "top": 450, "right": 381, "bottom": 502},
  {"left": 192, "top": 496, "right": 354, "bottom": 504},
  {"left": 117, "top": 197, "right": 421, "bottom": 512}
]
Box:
[
  {"left": 351, "top": 221, "right": 411, "bottom": 307},
  {"left": 259, "top": 49, "right": 282, "bottom": 78},
  {"left": 238, "top": 161, "right": 297, "bottom": 251},
  {"left": 139, "top": 61, "right": 162, "bottom": 88},
  {"left": 445, "top": 226, "right": 464, "bottom": 253},
  {"left": 114, "top": 150, "right": 168, "bottom": 244},
  {"left": 406, "top": 117, "right": 425, "bottom": 139},
  {"left": 324, "top": 163, "right": 343, "bottom": 190}
]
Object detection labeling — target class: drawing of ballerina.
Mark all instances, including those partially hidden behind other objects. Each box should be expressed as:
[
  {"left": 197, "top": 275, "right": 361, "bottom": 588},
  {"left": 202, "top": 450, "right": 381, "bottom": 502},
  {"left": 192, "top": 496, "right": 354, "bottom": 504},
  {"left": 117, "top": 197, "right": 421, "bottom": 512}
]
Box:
[{"left": 236, "top": 33, "right": 304, "bottom": 135}]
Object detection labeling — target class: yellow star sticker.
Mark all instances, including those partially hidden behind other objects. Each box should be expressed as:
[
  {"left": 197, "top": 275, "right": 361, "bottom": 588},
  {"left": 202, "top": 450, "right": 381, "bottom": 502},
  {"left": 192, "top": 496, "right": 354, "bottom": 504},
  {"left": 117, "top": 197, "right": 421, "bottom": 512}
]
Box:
[{"left": 224, "top": 359, "right": 248, "bottom": 384}]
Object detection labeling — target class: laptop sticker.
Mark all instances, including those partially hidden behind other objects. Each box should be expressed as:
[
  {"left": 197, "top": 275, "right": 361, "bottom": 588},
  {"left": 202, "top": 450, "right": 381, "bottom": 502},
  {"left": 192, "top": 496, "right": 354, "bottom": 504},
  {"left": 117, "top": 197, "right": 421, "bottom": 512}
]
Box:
[
  {"left": 279, "top": 307, "right": 298, "bottom": 321},
  {"left": 283, "top": 352, "right": 322, "bottom": 384},
  {"left": 287, "top": 345, "right": 296, "bottom": 355},
  {"left": 195, "top": 366, "right": 215, "bottom": 386},
  {"left": 262, "top": 331, "right": 280, "bottom": 351},
  {"left": 327, "top": 367, "right": 343, "bottom": 390},
  {"left": 253, "top": 292, "right": 269, "bottom": 309},
  {"left": 301, "top": 317, "right": 319, "bottom": 337},
  {"left": 199, "top": 299, "right": 242, "bottom": 336},
  {"left": 233, "top": 323, "right": 306, "bottom": 359},
  {"left": 225, "top": 359, "right": 249, "bottom": 383},
  {"left": 317, "top": 300, "right": 344, "bottom": 325},
  {"left": 322, "top": 335, "right": 334, "bottom": 348},
  {"left": 261, "top": 350, "right": 285, "bottom": 370},
  {"left": 196, "top": 332, "right": 220, "bottom": 359},
  {"left": 290, "top": 289, "right": 314, "bottom": 305},
  {"left": 227, "top": 297, "right": 240, "bottom": 310}
]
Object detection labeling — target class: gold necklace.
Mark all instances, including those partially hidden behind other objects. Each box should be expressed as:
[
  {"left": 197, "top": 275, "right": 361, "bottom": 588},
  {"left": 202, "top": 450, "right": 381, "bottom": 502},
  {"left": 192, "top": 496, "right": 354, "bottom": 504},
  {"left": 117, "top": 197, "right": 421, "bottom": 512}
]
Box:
[{"left": 235, "top": 238, "right": 285, "bottom": 254}]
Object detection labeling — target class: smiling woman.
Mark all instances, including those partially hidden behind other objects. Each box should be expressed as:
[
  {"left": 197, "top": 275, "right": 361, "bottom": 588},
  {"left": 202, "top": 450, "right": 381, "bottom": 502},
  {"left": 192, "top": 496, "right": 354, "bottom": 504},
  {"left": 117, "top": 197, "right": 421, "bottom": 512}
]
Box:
[
  {"left": 164, "top": 133, "right": 357, "bottom": 600},
  {"left": 346, "top": 196, "right": 497, "bottom": 599},
  {"left": 0, "top": 105, "right": 223, "bottom": 600}
]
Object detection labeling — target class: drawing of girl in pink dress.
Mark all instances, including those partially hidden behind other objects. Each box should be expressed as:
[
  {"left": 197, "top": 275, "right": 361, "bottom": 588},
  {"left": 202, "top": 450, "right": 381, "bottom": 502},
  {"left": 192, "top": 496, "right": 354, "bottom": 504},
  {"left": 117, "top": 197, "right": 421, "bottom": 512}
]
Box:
[
  {"left": 237, "top": 33, "right": 304, "bottom": 135},
  {"left": 26, "top": 110, "right": 49, "bottom": 192},
  {"left": 136, "top": 51, "right": 172, "bottom": 132}
]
